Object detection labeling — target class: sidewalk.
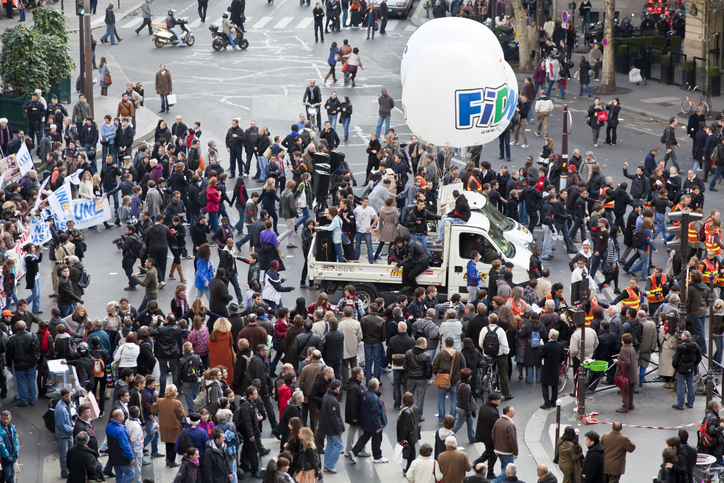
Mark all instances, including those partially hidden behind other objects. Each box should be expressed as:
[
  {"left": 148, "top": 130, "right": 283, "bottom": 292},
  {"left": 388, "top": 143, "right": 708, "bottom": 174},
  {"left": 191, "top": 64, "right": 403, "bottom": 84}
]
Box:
[{"left": 94, "top": 95, "right": 161, "bottom": 148}]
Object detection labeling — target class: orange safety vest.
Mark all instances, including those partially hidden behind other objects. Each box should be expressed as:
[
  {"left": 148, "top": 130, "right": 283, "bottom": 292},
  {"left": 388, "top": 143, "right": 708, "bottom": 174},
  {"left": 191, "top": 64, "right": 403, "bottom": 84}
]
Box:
[
  {"left": 416, "top": 175, "right": 427, "bottom": 189},
  {"left": 467, "top": 176, "right": 481, "bottom": 192},
  {"left": 510, "top": 299, "right": 525, "bottom": 316},
  {"left": 688, "top": 221, "right": 701, "bottom": 244},
  {"left": 702, "top": 259, "right": 718, "bottom": 284},
  {"left": 671, "top": 204, "right": 684, "bottom": 226},
  {"left": 599, "top": 187, "right": 614, "bottom": 210},
  {"left": 621, "top": 287, "right": 641, "bottom": 310},
  {"left": 706, "top": 228, "right": 723, "bottom": 257},
  {"left": 646, "top": 273, "right": 667, "bottom": 303},
  {"left": 585, "top": 298, "right": 598, "bottom": 327},
  {"left": 704, "top": 218, "right": 715, "bottom": 239},
  {"left": 546, "top": 293, "right": 566, "bottom": 307}
]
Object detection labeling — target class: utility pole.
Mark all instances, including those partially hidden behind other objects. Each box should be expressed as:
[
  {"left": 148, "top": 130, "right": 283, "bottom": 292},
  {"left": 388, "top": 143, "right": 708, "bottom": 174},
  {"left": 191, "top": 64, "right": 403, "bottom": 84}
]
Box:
[
  {"left": 560, "top": 104, "right": 569, "bottom": 191},
  {"left": 81, "top": 0, "right": 94, "bottom": 118},
  {"left": 668, "top": 211, "right": 700, "bottom": 337}
]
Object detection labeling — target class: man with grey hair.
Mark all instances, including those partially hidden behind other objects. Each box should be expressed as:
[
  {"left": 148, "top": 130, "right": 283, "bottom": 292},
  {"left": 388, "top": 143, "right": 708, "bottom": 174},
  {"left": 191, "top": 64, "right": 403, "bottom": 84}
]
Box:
[
  {"left": 67, "top": 431, "right": 103, "bottom": 483},
  {"left": 6, "top": 319, "right": 39, "bottom": 407},
  {"left": 436, "top": 434, "right": 472, "bottom": 482},
  {"left": 438, "top": 309, "right": 463, "bottom": 351},
  {"left": 653, "top": 295, "right": 679, "bottom": 323},
  {"left": 505, "top": 463, "right": 519, "bottom": 479},
  {"left": 537, "top": 464, "right": 556, "bottom": 483},
  {"left": 404, "top": 337, "right": 431, "bottom": 420},
  {"left": 412, "top": 308, "right": 439, "bottom": 362},
  {"left": 672, "top": 330, "right": 702, "bottom": 410},
  {"left": 606, "top": 305, "right": 622, "bottom": 340},
  {"left": 214, "top": 408, "right": 239, "bottom": 478}
]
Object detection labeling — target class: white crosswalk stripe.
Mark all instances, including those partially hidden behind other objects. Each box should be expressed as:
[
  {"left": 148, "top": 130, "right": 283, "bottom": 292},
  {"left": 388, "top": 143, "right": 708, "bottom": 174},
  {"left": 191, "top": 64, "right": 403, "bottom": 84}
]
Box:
[
  {"left": 210, "top": 16, "right": 225, "bottom": 27},
  {"left": 404, "top": 23, "right": 416, "bottom": 31},
  {"left": 120, "top": 18, "right": 143, "bottom": 29},
  {"left": 188, "top": 18, "right": 203, "bottom": 28},
  {"left": 273, "top": 16, "right": 294, "bottom": 28},
  {"left": 296, "top": 17, "right": 314, "bottom": 28},
  {"left": 252, "top": 16, "right": 274, "bottom": 29},
  {"left": 385, "top": 19, "right": 398, "bottom": 30}
]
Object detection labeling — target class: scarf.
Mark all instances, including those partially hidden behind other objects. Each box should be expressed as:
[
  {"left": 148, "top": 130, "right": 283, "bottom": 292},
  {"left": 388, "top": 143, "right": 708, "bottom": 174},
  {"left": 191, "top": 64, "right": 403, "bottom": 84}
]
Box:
[
  {"left": 174, "top": 295, "right": 189, "bottom": 315},
  {"left": 38, "top": 329, "right": 49, "bottom": 351},
  {"left": 188, "top": 457, "right": 200, "bottom": 467}
]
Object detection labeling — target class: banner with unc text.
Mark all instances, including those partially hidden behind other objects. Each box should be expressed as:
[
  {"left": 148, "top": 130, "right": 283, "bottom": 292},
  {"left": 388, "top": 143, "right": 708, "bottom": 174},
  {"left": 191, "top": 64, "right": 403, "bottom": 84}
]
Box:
[
  {"left": 69, "top": 197, "right": 113, "bottom": 229},
  {"left": 29, "top": 217, "right": 52, "bottom": 245},
  {"left": 48, "top": 182, "right": 73, "bottom": 221}
]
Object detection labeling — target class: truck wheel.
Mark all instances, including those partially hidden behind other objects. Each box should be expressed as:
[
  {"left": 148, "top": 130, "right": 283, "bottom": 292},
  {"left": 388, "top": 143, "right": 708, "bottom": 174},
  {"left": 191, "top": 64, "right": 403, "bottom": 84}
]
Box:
[{"left": 354, "top": 285, "right": 377, "bottom": 310}]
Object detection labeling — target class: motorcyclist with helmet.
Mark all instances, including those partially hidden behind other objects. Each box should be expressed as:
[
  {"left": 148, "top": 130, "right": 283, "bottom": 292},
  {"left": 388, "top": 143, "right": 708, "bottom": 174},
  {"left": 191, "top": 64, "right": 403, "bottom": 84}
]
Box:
[
  {"left": 166, "top": 9, "right": 185, "bottom": 47},
  {"left": 222, "top": 13, "right": 240, "bottom": 51}
]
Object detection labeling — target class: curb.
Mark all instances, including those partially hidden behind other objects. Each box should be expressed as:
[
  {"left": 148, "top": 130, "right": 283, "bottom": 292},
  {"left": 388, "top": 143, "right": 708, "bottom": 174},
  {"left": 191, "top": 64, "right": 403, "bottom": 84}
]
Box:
[
  {"left": 131, "top": 106, "right": 160, "bottom": 149},
  {"left": 523, "top": 397, "right": 575, "bottom": 480}
]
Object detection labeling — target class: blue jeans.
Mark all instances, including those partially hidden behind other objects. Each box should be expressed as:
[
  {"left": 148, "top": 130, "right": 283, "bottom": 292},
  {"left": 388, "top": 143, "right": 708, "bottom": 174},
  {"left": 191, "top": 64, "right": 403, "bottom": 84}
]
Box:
[
  {"left": 208, "top": 211, "right": 219, "bottom": 232},
  {"left": 437, "top": 385, "right": 457, "bottom": 422},
  {"left": 554, "top": 221, "right": 575, "bottom": 252},
  {"left": 526, "top": 365, "right": 542, "bottom": 383},
  {"left": 259, "top": 156, "right": 269, "bottom": 182},
  {"left": 653, "top": 212, "right": 675, "bottom": 241},
  {"left": 437, "top": 216, "right": 465, "bottom": 242},
  {"left": 114, "top": 465, "right": 134, "bottom": 483},
  {"left": 295, "top": 206, "right": 310, "bottom": 229},
  {"left": 58, "top": 304, "right": 74, "bottom": 318},
  {"left": 364, "top": 342, "right": 384, "bottom": 383},
  {"left": 493, "top": 454, "right": 515, "bottom": 483},
  {"left": 579, "top": 83, "right": 592, "bottom": 96},
  {"left": 375, "top": 116, "right": 390, "bottom": 138},
  {"left": 26, "top": 283, "right": 40, "bottom": 313},
  {"left": 59, "top": 436, "right": 72, "bottom": 475},
  {"left": 629, "top": 249, "right": 650, "bottom": 280},
  {"left": 342, "top": 8, "right": 348, "bottom": 26},
  {"left": 314, "top": 21, "right": 324, "bottom": 41},
  {"left": 138, "top": 296, "right": 157, "bottom": 313},
  {"left": 2, "top": 456, "right": 15, "bottom": 482},
  {"left": 367, "top": 23, "right": 375, "bottom": 38},
  {"left": 711, "top": 166, "right": 724, "bottom": 189},
  {"left": 333, "top": 243, "right": 344, "bottom": 262},
  {"left": 341, "top": 118, "right": 351, "bottom": 138},
  {"left": 452, "top": 408, "right": 475, "bottom": 443},
  {"left": 327, "top": 114, "right": 338, "bottom": 126},
  {"left": 545, "top": 79, "right": 565, "bottom": 98},
  {"left": 182, "top": 381, "right": 199, "bottom": 410},
  {"left": 229, "top": 147, "right": 243, "bottom": 176},
  {"left": 691, "top": 314, "right": 707, "bottom": 353},
  {"left": 676, "top": 372, "right": 695, "bottom": 407},
  {"left": 410, "top": 234, "right": 428, "bottom": 252},
  {"left": 14, "top": 367, "right": 36, "bottom": 405},
  {"left": 355, "top": 232, "right": 374, "bottom": 263},
  {"left": 324, "top": 434, "right": 344, "bottom": 470},
  {"left": 234, "top": 206, "right": 245, "bottom": 234},
  {"left": 101, "top": 23, "right": 116, "bottom": 44},
  {"left": 714, "top": 335, "right": 723, "bottom": 372},
  {"left": 393, "top": 369, "right": 406, "bottom": 407},
  {"left": 160, "top": 95, "right": 168, "bottom": 112},
  {"left": 519, "top": 200, "right": 528, "bottom": 224},
  {"left": 144, "top": 421, "right": 160, "bottom": 455},
  {"left": 237, "top": 224, "right": 253, "bottom": 248}
]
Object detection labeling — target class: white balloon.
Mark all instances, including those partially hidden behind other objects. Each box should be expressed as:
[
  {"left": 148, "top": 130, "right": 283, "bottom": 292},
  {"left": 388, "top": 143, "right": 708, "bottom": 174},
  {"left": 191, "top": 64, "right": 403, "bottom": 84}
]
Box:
[
  {"left": 402, "top": 41, "right": 518, "bottom": 148},
  {"left": 400, "top": 17, "right": 504, "bottom": 86}
]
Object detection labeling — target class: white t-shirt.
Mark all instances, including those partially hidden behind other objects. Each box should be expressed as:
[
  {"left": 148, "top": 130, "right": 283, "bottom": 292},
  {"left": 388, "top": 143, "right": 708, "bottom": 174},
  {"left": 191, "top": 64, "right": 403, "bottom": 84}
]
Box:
[{"left": 354, "top": 205, "right": 377, "bottom": 232}]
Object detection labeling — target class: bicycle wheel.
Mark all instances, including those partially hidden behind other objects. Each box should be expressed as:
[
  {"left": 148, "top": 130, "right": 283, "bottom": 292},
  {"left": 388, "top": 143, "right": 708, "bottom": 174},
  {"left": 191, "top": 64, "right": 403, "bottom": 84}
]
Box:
[
  {"left": 558, "top": 362, "right": 568, "bottom": 392},
  {"left": 681, "top": 98, "right": 693, "bottom": 115},
  {"left": 481, "top": 374, "right": 493, "bottom": 400},
  {"left": 701, "top": 101, "right": 710, "bottom": 116}
]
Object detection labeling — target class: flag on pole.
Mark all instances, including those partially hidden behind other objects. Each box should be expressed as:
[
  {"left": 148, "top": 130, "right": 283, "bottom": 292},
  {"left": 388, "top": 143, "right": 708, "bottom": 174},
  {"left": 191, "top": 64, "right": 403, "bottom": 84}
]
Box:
[{"left": 15, "top": 141, "right": 33, "bottom": 176}]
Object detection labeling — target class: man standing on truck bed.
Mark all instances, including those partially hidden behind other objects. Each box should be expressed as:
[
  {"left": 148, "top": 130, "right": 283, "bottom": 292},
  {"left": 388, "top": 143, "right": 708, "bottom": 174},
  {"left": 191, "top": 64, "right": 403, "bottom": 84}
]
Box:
[{"left": 395, "top": 235, "right": 431, "bottom": 292}]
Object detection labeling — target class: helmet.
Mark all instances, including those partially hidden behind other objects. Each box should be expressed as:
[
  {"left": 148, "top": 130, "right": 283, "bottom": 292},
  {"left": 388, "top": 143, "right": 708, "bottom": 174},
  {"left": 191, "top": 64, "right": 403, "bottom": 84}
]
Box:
[
  {"left": 222, "top": 12, "right": 228, "bottom": 18},
  {"left": 168, "top": 9, "right": 175, "bottom": 15},
  {"left": 78, "top": 342, "right": 90, "bottom": 356}
]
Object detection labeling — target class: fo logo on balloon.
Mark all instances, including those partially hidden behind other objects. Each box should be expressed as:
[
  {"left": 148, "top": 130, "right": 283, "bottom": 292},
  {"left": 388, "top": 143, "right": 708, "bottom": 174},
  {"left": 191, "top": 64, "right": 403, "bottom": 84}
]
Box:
[{"left": 455, "top": 86, "right": 514, "bottom": 131}]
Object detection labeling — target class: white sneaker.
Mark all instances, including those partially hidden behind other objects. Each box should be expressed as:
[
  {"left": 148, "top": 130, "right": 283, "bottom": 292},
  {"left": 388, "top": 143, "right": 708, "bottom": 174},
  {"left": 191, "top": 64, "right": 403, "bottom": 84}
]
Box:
[
  {"left": 373, "top": 457, "right": 389, "bottom": 464},
  {"left": 593, "top": 144, "right": 599, "bottom": 148},
  {"left": 511, "top": 141, "right": 519, "bottom": 146},
  {"left": 521, "top": 144, "right": 529, "bottom": 148}
]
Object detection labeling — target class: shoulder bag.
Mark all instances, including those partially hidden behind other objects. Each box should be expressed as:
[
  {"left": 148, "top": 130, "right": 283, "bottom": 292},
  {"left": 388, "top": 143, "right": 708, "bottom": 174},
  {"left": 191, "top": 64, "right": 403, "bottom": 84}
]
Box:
[
  {"left": 433, "top": 351, "right": 455, "bottom": 389},
  {"left": 614, "top": 360, "right": 629, "bottom": 391}
]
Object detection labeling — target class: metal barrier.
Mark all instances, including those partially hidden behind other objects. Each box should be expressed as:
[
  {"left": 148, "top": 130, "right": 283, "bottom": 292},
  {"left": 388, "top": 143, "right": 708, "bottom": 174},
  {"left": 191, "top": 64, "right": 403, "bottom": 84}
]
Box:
[
  {"left": 648, "top": 47, "right": 664, "bottom": 82},
  {"left": 670, "top": 51, "right": 687, "bottom": 86}
]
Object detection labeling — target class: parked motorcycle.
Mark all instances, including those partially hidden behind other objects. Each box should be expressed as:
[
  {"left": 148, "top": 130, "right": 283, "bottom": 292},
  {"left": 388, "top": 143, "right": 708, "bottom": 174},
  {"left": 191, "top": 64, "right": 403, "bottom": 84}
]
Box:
[
  {"left": 153, "top": 18, "right": 195, "bottom": 48},
  {"left": 210, "top": 24, "right": 249, "bottom": 51}
]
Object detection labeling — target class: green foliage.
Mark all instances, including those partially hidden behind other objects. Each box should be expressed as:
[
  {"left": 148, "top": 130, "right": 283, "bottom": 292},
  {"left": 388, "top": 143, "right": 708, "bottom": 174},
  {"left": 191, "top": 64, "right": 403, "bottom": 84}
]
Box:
[
  {"left": 37, "top": 34, "right": 75, "bottom": 85},
  {"left": 0, "top": 25, "right": 48, "bottom": 97},
  {"left": 661, "top": 55, "right": 672, "bottom": 65},
  {"left": 683, "top": 60, "right": 695, "bottom": 71},
  {"left": 32, "top": 6, "right": 69, "bottom": 44},
  {"left": 613, "top": 35, "right": 683, "bottom": 53},
  {"left": 616, "top": 44, "right": 628, "bottom": 55},
  {"left": 710, "top": 65, "right": 720, "bottom": 77}
]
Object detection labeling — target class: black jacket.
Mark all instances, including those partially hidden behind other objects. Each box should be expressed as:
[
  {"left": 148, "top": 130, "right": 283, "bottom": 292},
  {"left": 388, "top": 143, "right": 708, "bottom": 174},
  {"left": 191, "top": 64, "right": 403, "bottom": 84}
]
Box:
[
  {"left": 387, "top": 332, "right": 415, "bottom": 361},
  {"left": 6, "top": 331, "right": 39, "bottom": 371},
  {"left": 202, "top": 440, "right": 231, "bottom": 483},
  {"left": 309, "top": 371, "right": 330, "bottom": 405},
  {"left": 582, "top": 444, "right": 606, "bottom": 483},
  {"left": 73, "top": 418, "right": 98, "bottom": 453},
  {"left": 474, "top": 401, "right": 500, "bottom": 445},
  {"left": 67, "top": 444, "right": 102, "bottom": 483},
  {"left": 538, "top": 339, "right": 565, "bottom": 387},
  {"left": 403, "top": 345, "right": 432, "bottom": 380},
  {"left": 447, "top": 194, "right": 471, "bottom": 222},
  {"left": 148, "top": 322, "right": 180, "bottom": 359},
  {"left": 58, "top": 275, "right": 81, "bottom": 306},
  {"left": 318, "top": 388, "right": 344, "bottom": 436},
  {"left": 672, "top": 340, "right": 702, "bottom": 375},
  {"left": 209, "top": 275, "right": 233, "bottom": 315},
  {"left": 344, "top": 377, "right": 363, "bottom": 425},
  {"left": 321, "top": 328, "right": 344, "bottom": 362},
  {"left": 396, "top": 405, "right": 420, "bottom": 445},
  {"left": 243, "top": 353, "right": 269, "bottom": 397},
  {"left": 401, "top": 239, "right": 430, "bottom": 264},
  {"left": 623, "top": 167, "right": 650, "bottom": 200},
  {"left": 234, "top": 397, "right": 261, "bottom": 441}
]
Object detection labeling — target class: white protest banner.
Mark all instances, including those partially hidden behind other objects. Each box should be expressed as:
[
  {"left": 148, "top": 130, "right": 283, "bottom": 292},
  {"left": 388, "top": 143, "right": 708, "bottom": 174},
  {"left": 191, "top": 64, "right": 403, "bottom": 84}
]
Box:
[
  {"left": 29, "top": 217, "right": 52, "bottom": 245},
  {"left": 15, "top": 141, "right": 33, "bottom": 176},
  {"left": 69, "top": 197, "right": 112, "bottom": 229},
  {"left": 67, "top": 168, "right": 85, "bottom": 186},
  {"left": 31, "top": 176, "right": 51, "bottom": 213},
  {"left": 48, "top": 182, "right": 73, "bottom": 221},
  {"left": 44, "top": 208, "right": 67, "bottom": 231}
]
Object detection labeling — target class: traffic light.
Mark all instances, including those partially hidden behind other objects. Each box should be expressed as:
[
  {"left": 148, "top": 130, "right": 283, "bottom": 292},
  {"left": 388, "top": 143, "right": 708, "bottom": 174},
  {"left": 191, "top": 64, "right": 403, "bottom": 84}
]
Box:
[{"left": 76, "top": 0, "right": 84, "bottom": 16}]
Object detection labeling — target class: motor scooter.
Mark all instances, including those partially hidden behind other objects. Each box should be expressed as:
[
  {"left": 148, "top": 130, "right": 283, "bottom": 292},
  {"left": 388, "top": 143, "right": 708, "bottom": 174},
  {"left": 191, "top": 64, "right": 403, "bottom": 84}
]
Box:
[
  {"left": 210, "top": 24, "right": 249, "bottom": 51},
  {"left": 153, "top": 19, "right": 195, "bottom": 48}
]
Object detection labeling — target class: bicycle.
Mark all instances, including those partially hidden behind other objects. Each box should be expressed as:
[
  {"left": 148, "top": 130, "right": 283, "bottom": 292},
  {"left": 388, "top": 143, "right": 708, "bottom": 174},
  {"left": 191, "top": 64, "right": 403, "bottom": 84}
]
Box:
[
  {"left": 681, "top": 85, "right": 710, "bottom": 116},
  {"left": 558, "top": 348, "right": 570, "bottom": 392},
  {"left": 479, "top": 356, "right": 500, "bottom": 401}
]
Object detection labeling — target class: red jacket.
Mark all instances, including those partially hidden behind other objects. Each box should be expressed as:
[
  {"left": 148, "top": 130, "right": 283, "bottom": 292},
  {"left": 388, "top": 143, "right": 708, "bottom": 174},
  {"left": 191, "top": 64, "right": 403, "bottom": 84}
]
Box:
[{"left": 206, "top": 185, "right": 221, "bottom": 213}]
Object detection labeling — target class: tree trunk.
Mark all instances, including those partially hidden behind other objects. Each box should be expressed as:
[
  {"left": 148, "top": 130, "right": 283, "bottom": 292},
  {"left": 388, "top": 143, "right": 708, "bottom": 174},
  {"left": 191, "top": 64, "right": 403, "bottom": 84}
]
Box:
[
  {"left": 599, "top": 0, "right": 616, "bottom": 93},
  {"left": 511, "top": 0, "right": 532, "bottom": 72}
]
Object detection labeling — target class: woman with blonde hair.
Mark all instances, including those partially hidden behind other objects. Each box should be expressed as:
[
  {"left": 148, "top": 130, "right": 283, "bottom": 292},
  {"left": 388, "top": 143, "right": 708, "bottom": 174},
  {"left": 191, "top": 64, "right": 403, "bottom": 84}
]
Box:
[
  {"left": 152, "top": 384, "right": 186, "bottom": 468},
  {"left": 295, "top": 427, "right": 320, "bottom": 483},
  {"left": 62, "top": 305, "right": 89, "bottom": 337},
  {"left": 208, "top": 318, "right": 236, "bottom": 382},
  {"left": 200, "top": 367, "right": 224, "bottom": 415}
]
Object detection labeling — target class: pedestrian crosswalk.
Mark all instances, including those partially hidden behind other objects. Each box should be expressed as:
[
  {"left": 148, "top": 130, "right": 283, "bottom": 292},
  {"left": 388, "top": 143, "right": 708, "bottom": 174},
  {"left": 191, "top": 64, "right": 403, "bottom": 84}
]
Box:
[{"left": 117, "top": 14, "right": 417, "bottom": 32}]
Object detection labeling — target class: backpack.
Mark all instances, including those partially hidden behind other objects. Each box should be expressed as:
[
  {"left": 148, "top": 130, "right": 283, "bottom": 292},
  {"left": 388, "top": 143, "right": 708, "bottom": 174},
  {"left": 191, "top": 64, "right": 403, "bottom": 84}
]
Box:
[
  {"left": 182, "top": 355, "right": 202, "bottom": 383},
  {"left": 482, "top": 326, "right": 500, "bottom": 357},
  {"left": 222, "top": 424, "right": 238, "bottom": 458},
  {"left": 712, "top": 146, "right": 720, "bottom": 163},
  {"left": 193, "top": 389, "right": 207, "bottom": 412},
  {"left": 623, "top": 322, "right": 641, "bottom": 347},
  {"left": 632, "top": 228, "right": 645, "bottom": 249},
  {"left": 698, "top": 221, "right": 707, "bottom": 242},
  {"left": 176, "top": 429, "right": 194, "bottom": 455},
  {"left": 698, "top": 420, "right": 715, "bottom": 449},
  {"left": 660, "top": 127, "right": 668, "bottom": 144},
  {"left": 77, "top": 268, "right": 91, "bottom": 288},
  {"left": 127, "top": 235, "right": 145, "bottom": 260},
  {"left": 199, "top": 187, "right": 208, "bottom": 207},
  {"left": 529, "top": 330, "right": 541, "bottom": 349},
  {"left": 300, "top": 129, "right": 311, "bottom": 145},
  {"left": 400, "top": 203, "right": 416, "bottom": 228},
  {"left": 93, "top": 356, "right": 106, "bottom": 378}
]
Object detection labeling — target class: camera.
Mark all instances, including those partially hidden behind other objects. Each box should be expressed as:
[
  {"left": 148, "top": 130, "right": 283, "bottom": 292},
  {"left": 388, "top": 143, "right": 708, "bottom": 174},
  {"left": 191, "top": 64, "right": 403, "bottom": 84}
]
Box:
[{"left": 112, "top": 235, "right": 127, "bottom": 250}]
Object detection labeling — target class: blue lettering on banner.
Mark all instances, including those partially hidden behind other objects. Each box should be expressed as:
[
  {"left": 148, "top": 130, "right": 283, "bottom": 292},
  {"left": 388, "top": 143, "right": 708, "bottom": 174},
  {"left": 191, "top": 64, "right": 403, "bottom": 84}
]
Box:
[
  {"left": 74, "top": 200, "right": 103, "bottom": 219},
  {"left": 55, "top": 188, "right": 71, "bottom": 213},
  {"left": 455, "top": 85, "right": 515, "bottom": 131}
]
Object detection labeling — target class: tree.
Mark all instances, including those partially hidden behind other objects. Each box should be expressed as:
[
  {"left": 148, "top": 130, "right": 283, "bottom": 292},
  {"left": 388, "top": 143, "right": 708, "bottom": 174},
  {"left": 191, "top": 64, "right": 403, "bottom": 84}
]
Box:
[
  {"left": 599, "top": 0, "right": 616, "bottom": 93},
  {"left": 510, "top": 0, "right": 533, "bottom": 72},
  {"left": 32, "top": 6, "right": 69, "bottom": 44},
  {"left": 0, "top": 26, "right": 49, "bottom": 97}
]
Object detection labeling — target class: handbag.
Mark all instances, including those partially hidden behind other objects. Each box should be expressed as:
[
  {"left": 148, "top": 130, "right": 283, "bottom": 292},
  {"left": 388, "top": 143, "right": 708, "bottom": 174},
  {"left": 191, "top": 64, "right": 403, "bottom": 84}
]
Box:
[
  {"left": 602, "top": 262, "right": 616, "bottom": 277},
  {"left": 596, "top": 111, "right": 609, "bottom": 122},
  {"left": 614, "top": 360, "right": 629, "bottom": 391},
  {"left": 573, "top": 70, "right": 580, "bottom": 81},
  {"left": 334, "top": 52, "right": 342, "bottom": 62},
  {"left": 104, "top": 72, "right": 112, "bottom": 86},
  {"left": 263, "top": 146, "right": 272, "bottom": 159},
  {"left": 341, "top": 60, "right": 349, "bottom": 73},
  {"left": 433, "top": 352, "right": 455, "bottom": 388},
  {"left": 167, "top": 93, "right": 177, "bottom": 106}
]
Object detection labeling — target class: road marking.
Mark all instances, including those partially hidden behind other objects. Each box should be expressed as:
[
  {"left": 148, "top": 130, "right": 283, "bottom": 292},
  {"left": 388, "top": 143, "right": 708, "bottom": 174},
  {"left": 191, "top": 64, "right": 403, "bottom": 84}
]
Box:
[
  {"left": 385, "top": 19, "right": 398, "bottom": 30},
  {"left": 273, "top": 16, "right": 294, "bottom": 28},
  {"left": 252, "top": 16, "right": 274, "bottom": 29},
  {"left": 188, "top": 18, "right": 202, "bottom": 28},
  {"left": 296, "top": 17, "right": 313, "bottom": 28},
  {"left": 404, "top": 23, "right": 416, "bottom": 31},
  {"left": 120, "top": 18, "right": 143, "bottom": 28},
  {"left": 210, "top": 16, "right": 224, "bottom": 27}
]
